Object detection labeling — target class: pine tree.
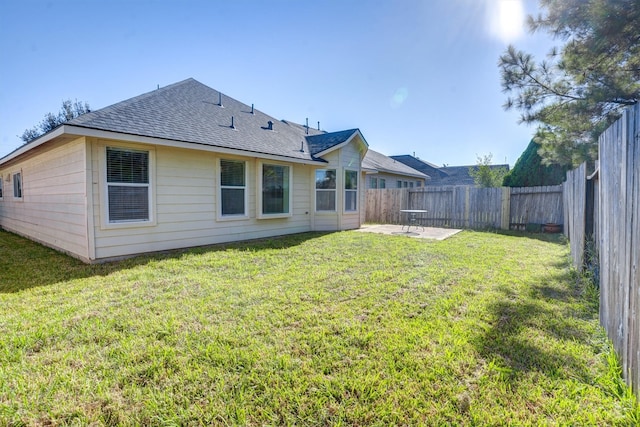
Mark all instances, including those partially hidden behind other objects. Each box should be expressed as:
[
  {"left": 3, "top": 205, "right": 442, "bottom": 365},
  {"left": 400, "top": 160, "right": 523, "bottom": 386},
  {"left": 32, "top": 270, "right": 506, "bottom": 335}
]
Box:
[{"left": 499, "top": 0, "right": 640, "bottom": 166}]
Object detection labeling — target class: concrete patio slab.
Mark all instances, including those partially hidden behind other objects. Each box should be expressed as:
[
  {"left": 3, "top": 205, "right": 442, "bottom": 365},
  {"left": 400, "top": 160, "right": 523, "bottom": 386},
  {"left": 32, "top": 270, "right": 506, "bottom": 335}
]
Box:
[{"left": 355, "top": 224, "right": 463, "bottom": 240}]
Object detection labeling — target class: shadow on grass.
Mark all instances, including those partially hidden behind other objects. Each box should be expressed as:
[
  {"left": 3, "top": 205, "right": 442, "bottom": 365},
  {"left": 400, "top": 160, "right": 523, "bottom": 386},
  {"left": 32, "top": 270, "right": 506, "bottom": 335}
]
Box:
[
  {"left": 494, "top": 229, "right": 567, "bottom": 245},
  {"left": 471, "top": 266, "right": 599, "bottom": 388},
  {"left": 0, "top": 230, "right": 330, "bottom": 294}
]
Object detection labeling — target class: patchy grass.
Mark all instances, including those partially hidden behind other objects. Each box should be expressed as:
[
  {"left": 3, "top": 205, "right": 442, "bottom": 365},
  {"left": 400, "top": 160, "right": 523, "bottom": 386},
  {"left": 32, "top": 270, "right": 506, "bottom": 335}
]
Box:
[{"left": 0, "top": 229, "right": 636, "bottom": 425}]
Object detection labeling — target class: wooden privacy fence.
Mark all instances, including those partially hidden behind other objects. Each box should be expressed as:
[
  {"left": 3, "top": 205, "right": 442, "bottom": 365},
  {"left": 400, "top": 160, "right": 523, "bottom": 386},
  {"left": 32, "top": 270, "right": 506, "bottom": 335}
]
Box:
[
  {"left": 364, "top": 185, "right": 563, "bottom": 231},
  {"left": 564, "top": 103, "right": 640, "bottom": 393}
]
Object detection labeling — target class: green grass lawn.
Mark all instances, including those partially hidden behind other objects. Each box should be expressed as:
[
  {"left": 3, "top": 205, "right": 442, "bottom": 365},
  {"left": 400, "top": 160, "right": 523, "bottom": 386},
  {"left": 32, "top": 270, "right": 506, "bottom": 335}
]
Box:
[{"left": 0, "top": 229, "right": 637, "bottom": 426}]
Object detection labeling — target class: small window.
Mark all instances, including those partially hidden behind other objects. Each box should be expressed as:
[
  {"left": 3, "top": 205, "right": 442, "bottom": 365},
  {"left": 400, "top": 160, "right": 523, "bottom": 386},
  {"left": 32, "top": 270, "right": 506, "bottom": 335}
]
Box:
[
  {"left": 261, "top": 163, "right": 290, "bottom": 216},
  {"left": 344, "top": 170, "right": 358, "bottom": 212},
  {"left": 106, "top": 147, "right": 150, "bottom": 222},
  {"left": 416, "top": 181, "right": 422, "bottom": 187},
  {"left": 315, "top": 169, "right": 336, "bottom": 211},
  {"left": 409, "top": 182, "right": 414, "bottom": 188},
  {"left": 220, "top": 159, "right": 246, "bottom": 216},
  {"left": 397, "top": 180, "right": 402, "bottom": 188},
  {"left": 370, "top": 177, "right": 378, "bottom": 189},
  {"left": 13, "top": 172, "right": 22, "bottom": 199},
  {"left": 403, "top": 181, "right": 408, "bottom": 188},
  {"left": 379, "top": 178, "right": 386, "bottom": 189}
]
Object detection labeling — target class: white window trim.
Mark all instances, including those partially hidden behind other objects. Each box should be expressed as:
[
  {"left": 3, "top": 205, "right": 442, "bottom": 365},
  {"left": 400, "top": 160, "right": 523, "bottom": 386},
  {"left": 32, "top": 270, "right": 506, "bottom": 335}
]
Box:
[
  {"left": 99, "top": 144, "right": 156, "bottom": 230},
  {"left": 13, "top": 172, "right": 23, "bottom": 200},
  {"left": 217, "top": 158, "right": 249, "bottom": 221},
  {"left": 315, "top": 168, "right": 337, "bottom": 213},
  {"left": 257, "top": 160, "right": 293, "bottom": 219},
  {"left": 344, "top": 169, "right": 358, "bottom": 213}
]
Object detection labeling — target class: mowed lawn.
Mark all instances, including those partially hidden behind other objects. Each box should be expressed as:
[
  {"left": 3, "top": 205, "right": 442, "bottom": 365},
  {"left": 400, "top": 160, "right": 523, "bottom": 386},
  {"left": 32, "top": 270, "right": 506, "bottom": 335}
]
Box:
[{"left": 0, "top": 229, "right": 637, "bottom": 426}]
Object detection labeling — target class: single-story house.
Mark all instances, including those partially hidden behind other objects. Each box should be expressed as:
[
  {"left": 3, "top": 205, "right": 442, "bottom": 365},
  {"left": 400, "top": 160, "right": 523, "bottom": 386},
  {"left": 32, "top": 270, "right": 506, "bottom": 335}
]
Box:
[
  {"left": 362, "top": 149, "right": 429, "bottom": 188},
  {"left": 390, "top": 154, "right": 509, "bottom": 186},
  {"left": 0, "top": 78, "right": 369, "bottom": 262}
]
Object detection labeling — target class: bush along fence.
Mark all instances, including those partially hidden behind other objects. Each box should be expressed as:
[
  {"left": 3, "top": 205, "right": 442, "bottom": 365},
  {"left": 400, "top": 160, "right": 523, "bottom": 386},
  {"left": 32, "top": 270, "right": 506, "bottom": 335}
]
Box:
[
  {"left": 564, "top": 102, "right": 640, "bottom": 394},
  {"left": 364, "top": 185, "right": 563, "bottom": 231}
]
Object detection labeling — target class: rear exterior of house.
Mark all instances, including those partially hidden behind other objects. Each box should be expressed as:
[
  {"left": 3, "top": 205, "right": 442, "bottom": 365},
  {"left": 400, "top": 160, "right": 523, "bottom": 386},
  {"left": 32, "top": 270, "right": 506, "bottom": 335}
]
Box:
[{"left": 0, "top": 79, "right": 368, "bottom": 262}]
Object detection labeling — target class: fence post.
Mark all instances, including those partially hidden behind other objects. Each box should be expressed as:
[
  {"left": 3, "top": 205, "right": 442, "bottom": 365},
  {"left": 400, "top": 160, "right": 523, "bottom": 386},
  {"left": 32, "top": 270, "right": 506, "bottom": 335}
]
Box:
[{"left": 501, "top": 187, "right": 510, "bottom": 230}]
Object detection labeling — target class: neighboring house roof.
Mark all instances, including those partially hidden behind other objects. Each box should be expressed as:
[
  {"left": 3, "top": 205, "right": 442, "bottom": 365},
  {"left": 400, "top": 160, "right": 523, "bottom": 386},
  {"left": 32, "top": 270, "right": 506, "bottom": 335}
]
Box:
[
  {"left": 390, "top": 154, "right": 509, "bottom": 186},
  {"left": 390, "top": 155, "right": 449, "bottom": 179},
  {"left": 1, "top": 78, "right": 366, "bottom": 166},
  {"left": 362, "top": 149, "right": 429, "bottom": 179},
  {"left": 437, "top": 164, "right": 509, "bottom": 186}
]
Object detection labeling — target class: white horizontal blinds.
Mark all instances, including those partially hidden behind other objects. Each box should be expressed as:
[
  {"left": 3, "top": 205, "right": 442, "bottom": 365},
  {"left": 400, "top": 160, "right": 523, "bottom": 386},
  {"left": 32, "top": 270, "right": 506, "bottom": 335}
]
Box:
[
  {"left": 220, "top": 159, "right": 245, "bottom": 216},
  {"left": 262, "top": 164, "right": 289, "bottom": 214},
  {"left": 315, "top": 169, "right": 336, "bottom": 211},
  {"left": 106, "top": 148, "right": 149, "bottom": 222},
  {"left": 13, "top": 173, "right": 22, "bottom": 198},
  {"left": 345, "top": 170, "right": 358, "bottom": 211}
]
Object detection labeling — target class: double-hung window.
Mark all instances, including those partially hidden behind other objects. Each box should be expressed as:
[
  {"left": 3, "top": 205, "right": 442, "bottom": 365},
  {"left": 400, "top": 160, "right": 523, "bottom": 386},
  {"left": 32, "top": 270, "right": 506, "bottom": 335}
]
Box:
[
  {"left": 260, "top": 163, "right": 291, "bottom": 217},
  {"left": 220, "top": 159, "right": 247, "bottom": 217},
  {"left": 315, "top": 169, "right": 336, "bottom": 211},
  {"left": 370, "top": 177, "right": 378, "bottom": 189},
  {"left": 106, "top": 147, "right": 150, "bottom": 223},
  {"left": 344, "top": 170, "right": 358, "bottom": 212},
  {"left": 379, "top": 178, "right": 386, "bottom": 189},
  {"left": 13, "top": 172, "right": 22, "bottom": 199}
]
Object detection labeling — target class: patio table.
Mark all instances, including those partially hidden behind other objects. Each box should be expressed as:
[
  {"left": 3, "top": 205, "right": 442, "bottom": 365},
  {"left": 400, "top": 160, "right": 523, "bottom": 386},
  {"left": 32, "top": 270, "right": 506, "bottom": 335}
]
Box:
[{"left": 400, "top": 209, "right": 428, "bottom": 232}]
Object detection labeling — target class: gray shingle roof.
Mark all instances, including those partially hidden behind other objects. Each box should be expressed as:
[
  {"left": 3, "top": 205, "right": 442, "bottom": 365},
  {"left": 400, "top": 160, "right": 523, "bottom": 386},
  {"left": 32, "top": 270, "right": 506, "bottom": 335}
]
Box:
[
  {"left": 306, "top": 129, "right": 362, "bottom": 156},
  {"left": 390, "top": 155, "right": 449, "bottom": 179},
  {"left": 434, "top": 164, "right": 510, "bottom": 186},
  {"left": 363, "top": 150, "right": 429, "bottom": 179},
  {"left": 67, "top": 78, "right": 357, "bottom": 162}
]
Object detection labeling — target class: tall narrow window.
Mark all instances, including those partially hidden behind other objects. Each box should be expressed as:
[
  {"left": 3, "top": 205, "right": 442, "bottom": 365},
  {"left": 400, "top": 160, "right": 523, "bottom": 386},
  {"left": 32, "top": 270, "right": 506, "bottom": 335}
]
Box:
[
  {"left": 370, "top": 177, "right": 378, "bottom": 189},
  {"left": 344, "top": 170, "right": 358, "bottom": 211},
  {"left": 379, "top": 179, "right": 386, "bottom": 189},
  {"left": 261, "top": 163, "right": 290, "bottom": 215},
  {"left": 220, "top": 159, "right": 246, "bottom": 216},
  {"left": 106, "top": 147, "right": 150, "bottom": 222},
  {"left": 315, "top": 169, "right": 336, "bottom": 211},
  {"left": 13, "top": 172, "right": 22, "bottom": 199}
]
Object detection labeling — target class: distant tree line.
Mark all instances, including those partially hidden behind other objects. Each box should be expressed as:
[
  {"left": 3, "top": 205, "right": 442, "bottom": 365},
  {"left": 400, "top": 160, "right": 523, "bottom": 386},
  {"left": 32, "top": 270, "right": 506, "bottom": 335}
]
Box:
[{"left": 20, "top": 99, "right": 90, "bottom": 143}]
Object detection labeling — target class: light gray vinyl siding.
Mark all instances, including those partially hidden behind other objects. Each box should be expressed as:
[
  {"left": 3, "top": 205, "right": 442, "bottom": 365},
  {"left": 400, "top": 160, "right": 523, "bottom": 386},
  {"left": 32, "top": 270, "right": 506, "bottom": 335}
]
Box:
[
  {"left": 0, "top": 137, "right": 89, "bottom": 260},
  {"left": 91, "top": 140, "right": 313, "bottom": 260}
]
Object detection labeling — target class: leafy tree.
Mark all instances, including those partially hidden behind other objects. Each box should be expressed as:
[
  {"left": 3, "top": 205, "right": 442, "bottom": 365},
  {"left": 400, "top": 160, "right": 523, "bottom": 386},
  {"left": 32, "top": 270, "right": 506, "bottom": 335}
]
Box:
[
  {"left": 469, "top": 153, "right": 508, "bottom": 188},
  {"left": 499, "top": 0, "right": 640, "bottom": 166},
  {"left": 20, "top": 99, "right": 90, "bottom": 143},
  {"left": 503, "top": 140, "right": 568, "bottom": 187}
]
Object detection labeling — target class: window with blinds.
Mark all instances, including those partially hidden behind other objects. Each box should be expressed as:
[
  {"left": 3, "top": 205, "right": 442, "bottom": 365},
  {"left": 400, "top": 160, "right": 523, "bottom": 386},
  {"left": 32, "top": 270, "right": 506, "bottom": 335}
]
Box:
[
  {"left": 344, "top": 170, "right": 358, "bottom": 212},
  {"left": 220, "top": 159, "right": 246, "bottom": 216},
  {"left": 315, "top": 169, "right": 336, "bottom": 211},
  {"left": 262, "top": 163, "right": 290, "bottom": 215},
  {"left": 106, "top": 147, "right": 150, "bottom": 222}
]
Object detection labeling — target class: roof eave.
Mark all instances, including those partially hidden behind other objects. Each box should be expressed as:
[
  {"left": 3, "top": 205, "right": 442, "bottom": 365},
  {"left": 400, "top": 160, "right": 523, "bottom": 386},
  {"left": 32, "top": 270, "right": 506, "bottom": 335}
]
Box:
[
  {"left": 64, "top": 125, "right": 326, "bottom": 165},
  {"left": 0, "top": 126, "right": 66, "bottom": 166}
]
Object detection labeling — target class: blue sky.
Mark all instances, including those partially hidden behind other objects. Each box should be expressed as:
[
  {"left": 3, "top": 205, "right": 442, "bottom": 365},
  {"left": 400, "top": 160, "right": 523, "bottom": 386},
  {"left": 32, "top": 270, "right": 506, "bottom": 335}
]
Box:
[{"left": 0, "top": 0, "right": 553, "bottom": 166}]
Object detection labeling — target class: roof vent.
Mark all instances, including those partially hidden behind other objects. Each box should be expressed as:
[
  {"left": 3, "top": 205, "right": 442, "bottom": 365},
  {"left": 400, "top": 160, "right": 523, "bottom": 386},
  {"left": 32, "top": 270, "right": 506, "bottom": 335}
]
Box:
[
  {"left": 230, "top": 116, "right": 235, "bottom": 129},
  {"left": 305, "top": 118, "right": 309, "bottom": 135},
  {"left": 317, "top": 121, "right": 320, "bottom": 131},
  {"left": 300, "top": 141, "right": 304, "bottom": 152},
  {"left": 251, "top": 104, "right": 254, "bottom": 114},
  {"left": 267, "top": 120, "right": 273, "bottom": 130},
  {"left": 218, "top": 92, "right": 223, "bottom": 107}
]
